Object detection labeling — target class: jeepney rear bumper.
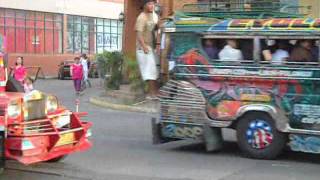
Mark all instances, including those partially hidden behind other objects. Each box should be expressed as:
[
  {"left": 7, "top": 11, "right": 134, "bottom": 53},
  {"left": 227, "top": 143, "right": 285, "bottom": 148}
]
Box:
[
  {"left": 152, "top": 118, "right": 223, "bottom": 151},
  {"left": 5, "top": 115, "right": 92, "bottom": 165},
  {"left": 151, "top": 118, "right": 199, "bottom": 144},
  {"left": 151, "top": 118, "right": 166, "bottom": 144}
]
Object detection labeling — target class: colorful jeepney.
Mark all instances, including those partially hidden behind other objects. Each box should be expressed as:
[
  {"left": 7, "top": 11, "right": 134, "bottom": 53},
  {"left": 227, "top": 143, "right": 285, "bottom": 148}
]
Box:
[
  {"left": 153, "top": 3, "right": 320, "bottom": 159},
  {"left": 0, "top": 35, "right": 92, "bottom": 172}
]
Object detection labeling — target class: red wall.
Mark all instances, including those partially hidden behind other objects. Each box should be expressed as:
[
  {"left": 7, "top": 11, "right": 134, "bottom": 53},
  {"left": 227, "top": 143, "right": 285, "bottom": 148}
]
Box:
[{"left": 1, "top": 17, "right": 61, "bottom": 54}]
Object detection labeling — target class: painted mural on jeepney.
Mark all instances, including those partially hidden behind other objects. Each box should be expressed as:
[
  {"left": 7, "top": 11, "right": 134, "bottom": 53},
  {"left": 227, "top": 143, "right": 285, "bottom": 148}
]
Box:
[
  {"left": 162, "top": 123, "right": 203, "bottom": 140},
  {"left": 169, "top": 48, "right": 320, "bottom": 130},
  {"left": 289, "top": 134, "right": 320, "bottom": 154}
]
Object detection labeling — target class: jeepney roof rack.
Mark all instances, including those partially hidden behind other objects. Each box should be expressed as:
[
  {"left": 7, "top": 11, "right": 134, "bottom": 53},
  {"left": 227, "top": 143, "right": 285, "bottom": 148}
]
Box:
[{"left": 180, "top": 0, "right": 311, "bottom": 19}]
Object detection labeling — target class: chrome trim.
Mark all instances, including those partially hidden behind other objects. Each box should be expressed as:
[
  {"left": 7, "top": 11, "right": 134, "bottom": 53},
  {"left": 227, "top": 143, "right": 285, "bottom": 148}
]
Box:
[
  {"left": 176, "top": 64, "right": 320, "bottom": 71},
  {"left": 209, "top": 120, "right": 233, "bottom": 128},
  {"left": 175, "top": 73, "right": 320, "bottom": 81},
  {"left": 161, "top": 120, "right": 203, "bottom": 126},
  {"left": 163, "top": 28, "right": 176, "bottom": 33},
  {"left": 236, "top": 104, "right": 289, "bottom": 132},
  {"left": 159, "top": 80, "right": 233, "bottom": 128},
  {"left": 286, "top": 125, "right": 320, "bottom": 136}
]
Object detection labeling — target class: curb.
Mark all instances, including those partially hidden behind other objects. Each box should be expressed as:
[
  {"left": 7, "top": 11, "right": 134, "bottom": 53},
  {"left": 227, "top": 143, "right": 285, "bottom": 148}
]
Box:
[{"left": 89, "top": 97, "right": 158, "bottom": 113}]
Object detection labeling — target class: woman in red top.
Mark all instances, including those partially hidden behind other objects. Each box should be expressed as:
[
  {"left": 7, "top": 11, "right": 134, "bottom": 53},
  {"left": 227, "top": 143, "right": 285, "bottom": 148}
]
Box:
[
  {"left": 13, "top": 56, "right": 26, "bottom": 84},
  {"left": 70, "top": 57, "right": 83, "bottom": 95}
]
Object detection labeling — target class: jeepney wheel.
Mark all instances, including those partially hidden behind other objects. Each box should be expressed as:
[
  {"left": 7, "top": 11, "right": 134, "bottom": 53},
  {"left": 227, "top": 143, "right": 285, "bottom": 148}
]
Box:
[
  {"left": 47, "top": 155, "right": 67, "bottom": 163},
  {"left": 236, "top": 112, "right": 287, "bottom": 160}
]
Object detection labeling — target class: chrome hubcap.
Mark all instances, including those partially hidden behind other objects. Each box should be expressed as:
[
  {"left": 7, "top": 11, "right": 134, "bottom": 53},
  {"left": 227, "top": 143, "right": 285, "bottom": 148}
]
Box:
[{"left": 246, "top": 120, "right": 273, "bottom": 149}]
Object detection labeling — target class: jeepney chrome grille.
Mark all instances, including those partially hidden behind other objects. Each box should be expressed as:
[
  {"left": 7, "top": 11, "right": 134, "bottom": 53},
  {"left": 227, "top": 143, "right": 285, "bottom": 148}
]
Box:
[
  {"left": 25, "top": 99, "right": 46, "bottom": 121},
  {"left": 159, "top": 80, "right": 207, "bottom": 124}
]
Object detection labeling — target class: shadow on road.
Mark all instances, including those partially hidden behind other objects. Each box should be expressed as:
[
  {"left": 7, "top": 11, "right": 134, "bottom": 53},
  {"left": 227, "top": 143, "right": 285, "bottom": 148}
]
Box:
[{"left": 164, "top": 140, "right": 320, "bottom": 165}]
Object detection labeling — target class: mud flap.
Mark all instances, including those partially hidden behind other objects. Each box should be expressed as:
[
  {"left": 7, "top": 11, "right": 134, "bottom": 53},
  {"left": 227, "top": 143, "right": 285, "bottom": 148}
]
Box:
[
  {"left": 0, "top": 130, "right": 5, "bottom": 173},
  {"left": 203, "top": 124, "right": 223, "bottom": 152},
  {"left": 151, "top": 118, "right": 174, "bottom": 144},
  {"left": 152, "top": 118, "right": 164, "bottom": 144}
]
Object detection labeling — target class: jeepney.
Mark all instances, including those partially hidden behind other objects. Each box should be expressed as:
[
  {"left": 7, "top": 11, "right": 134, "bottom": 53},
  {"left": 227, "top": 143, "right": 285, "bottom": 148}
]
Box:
[
  {"left": 0, "top": 35, "right": 92, "bottom": 172},
  {"left": 152, "top": 2, "right": 320, "bottom": 159}
]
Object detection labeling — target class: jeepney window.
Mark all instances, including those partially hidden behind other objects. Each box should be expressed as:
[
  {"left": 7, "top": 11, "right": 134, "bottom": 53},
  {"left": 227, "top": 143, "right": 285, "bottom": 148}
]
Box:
[
  {"left": 260, "top": 38, "right": 320, "bottom": 66},
  {"left": 202, "top": 38, "right": 254, "bottom": 63}
]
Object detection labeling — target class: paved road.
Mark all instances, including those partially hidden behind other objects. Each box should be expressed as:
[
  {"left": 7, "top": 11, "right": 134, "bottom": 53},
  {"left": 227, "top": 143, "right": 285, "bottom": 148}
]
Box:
[{"left": 1, "top": 79, "right": 320, "bottom": 180}]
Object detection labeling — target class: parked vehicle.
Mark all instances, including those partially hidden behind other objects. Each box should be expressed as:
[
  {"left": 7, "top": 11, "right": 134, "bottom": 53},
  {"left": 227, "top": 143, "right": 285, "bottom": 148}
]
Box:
[
  {"left": 58, "top": 60, "right": 73, "bottom": 80},
  {"left": 0, "top": 37, "right": 92, "bottom": 173},
  {"left": 153, "top": 2, "right": 320, "bottom": 159}
]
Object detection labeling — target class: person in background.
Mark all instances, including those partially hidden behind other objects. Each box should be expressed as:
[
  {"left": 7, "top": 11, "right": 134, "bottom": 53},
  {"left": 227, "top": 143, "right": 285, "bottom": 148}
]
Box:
[
  {"left": 135, "top": 0, "right": 159, "bottom": 100},
  {"left": 290, "top": 40, "right": 313, "bottom": 62},
  {"left": 80, "top": 54, "right": 91, "bottom": 88},
  {"left": 240, "top": 40, "right": 253, "bottom": 61},
  {"left": 203, "top": 39, "right": 219, "bottom": 60},
  {"left": 271, "top": 40, "right": 290, "bottom": 65},
  {"left": 261, "top": 40, "right": 273, "bottom": 62},
  {"left": 219, "top": 39, "right": 243, "bottom": 61},
  {"left": 70, "top": 57, "right": 83, "bottom": 96},
  {"left": 23, "top": 76, "right": 34, "bottom": 93},
  {"left": 13, "top": 56, "right": 26, "bottom": 84}
]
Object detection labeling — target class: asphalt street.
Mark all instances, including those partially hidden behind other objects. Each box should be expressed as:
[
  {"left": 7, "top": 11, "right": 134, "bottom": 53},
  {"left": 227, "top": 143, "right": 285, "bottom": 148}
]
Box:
[{"left": 1, "top": 79, "right": 320, "bottom": 180}]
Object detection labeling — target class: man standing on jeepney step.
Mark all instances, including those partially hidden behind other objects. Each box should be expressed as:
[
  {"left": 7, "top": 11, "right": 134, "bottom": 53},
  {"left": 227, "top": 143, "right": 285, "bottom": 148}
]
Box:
[{"left": 135, "top": 0, "right": 159, "bottom": 100}]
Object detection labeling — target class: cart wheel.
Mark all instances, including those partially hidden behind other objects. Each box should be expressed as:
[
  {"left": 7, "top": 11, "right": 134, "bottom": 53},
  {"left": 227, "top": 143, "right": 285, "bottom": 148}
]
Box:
[
  {"left": 47, "top": 155, "right": 67, "bottom": 163},
  {"left": 236, "top": 112, "right": 287, "bottom": 160}
]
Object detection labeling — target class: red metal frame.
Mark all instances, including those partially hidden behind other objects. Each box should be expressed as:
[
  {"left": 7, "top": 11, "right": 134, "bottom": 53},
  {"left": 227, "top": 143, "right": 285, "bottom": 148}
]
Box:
[
  {"left": 5, "top": 112, "right": 92, "bottom": 165},
  {"left": 0, "top": 44, "right": 92, "bottom": 165}
]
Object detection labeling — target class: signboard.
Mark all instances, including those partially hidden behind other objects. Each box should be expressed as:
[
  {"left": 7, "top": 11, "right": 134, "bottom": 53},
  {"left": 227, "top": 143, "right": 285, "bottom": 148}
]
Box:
[{"left": 208, "top": 18, "right": 320, "bottom": 32}]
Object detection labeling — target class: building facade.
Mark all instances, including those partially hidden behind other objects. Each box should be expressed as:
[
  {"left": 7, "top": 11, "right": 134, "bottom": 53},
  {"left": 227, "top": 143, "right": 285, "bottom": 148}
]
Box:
[
  {"left": 0, "top": 0, "right": 123, "bottom": 77},
  {"left": 123, "top": 0, "right": 320, "bottom": 55}
]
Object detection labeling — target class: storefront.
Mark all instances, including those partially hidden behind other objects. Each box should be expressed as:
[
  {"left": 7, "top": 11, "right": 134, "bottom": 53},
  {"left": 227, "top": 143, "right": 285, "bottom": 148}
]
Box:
[{"left": 0, "top": 0, "right": 123, "bottom": 77}]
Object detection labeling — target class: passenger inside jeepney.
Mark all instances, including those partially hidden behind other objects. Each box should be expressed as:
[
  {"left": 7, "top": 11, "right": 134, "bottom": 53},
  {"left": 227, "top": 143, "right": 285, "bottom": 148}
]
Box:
[
  {"left": 257, "top": 40, "right": 273, "bottom": 62},
  {"left": 202, "top": 39, "right": 219, "bottom": 60},
  {"left": 218, "top": 39, "right": 243, "bottom": 61},
  {"left": 289, "top": 40, "right": 313, "bottom": 62},
  {"left": 271, "top": 40, "right": 290, "bottom": 65},
  {"left": 239, "top": 39, "right": 253, "bottom": 61}
]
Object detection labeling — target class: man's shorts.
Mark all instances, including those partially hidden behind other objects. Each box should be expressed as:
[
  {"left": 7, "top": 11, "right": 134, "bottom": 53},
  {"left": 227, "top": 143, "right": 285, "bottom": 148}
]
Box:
[{"left": 136, "top": 49, "right": 158, "bottom": 81}]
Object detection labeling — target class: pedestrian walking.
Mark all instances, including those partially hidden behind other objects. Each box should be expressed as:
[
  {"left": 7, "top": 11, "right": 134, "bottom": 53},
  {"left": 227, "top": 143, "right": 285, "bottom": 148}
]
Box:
[
  {"left": 135, "top": 0, "right": 159, "bottom": 100},
  {"left": 70, "top": 57, "right": 83, "bottom": 95},
  {"left": 80, "top": 54, "right": 91, "bottom": 89}
]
